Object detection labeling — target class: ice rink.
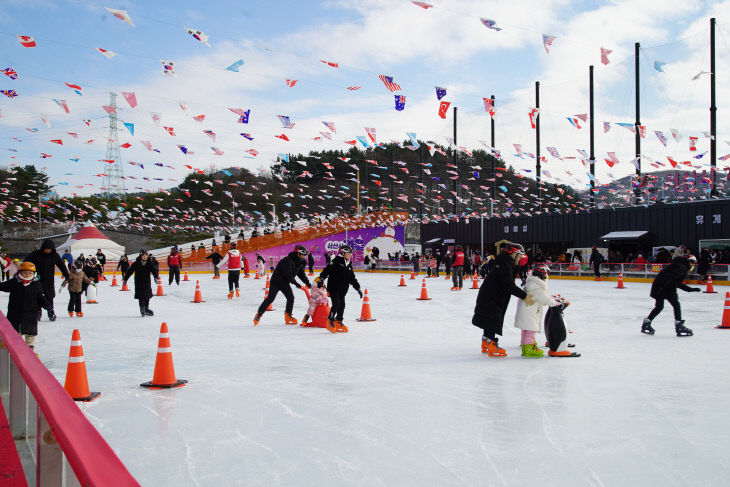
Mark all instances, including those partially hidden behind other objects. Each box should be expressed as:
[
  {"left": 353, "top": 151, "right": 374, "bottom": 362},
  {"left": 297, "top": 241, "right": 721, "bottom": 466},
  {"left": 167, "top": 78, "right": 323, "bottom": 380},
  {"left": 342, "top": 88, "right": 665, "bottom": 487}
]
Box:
[{"left": 4, "top": 271, "right": 729, "bottom": 486}]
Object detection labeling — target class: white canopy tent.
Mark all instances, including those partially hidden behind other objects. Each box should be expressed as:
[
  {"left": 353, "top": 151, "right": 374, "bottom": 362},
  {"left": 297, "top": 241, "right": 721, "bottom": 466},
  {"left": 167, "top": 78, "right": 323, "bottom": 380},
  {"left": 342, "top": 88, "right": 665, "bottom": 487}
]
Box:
[{"left": 57, "top": 223, "right": 125, "bottom": 260}]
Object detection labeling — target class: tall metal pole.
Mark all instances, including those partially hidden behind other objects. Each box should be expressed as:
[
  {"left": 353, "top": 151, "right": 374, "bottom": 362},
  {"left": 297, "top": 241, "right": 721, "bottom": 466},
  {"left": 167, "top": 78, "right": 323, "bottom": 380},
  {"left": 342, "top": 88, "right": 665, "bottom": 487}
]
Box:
[
  {"left": 419, "top": 145, "right": 424, "bottom": 218},
  {"left": 710, "top": 18, "right": 717, "bottom": 197},
  {"left": 453, "top": 106, "right": 458, "bottom": 215},
  {"left": 356, "top": 168, "right": 360, "bottom": 213},
  {"left": 490, "top": 95, "right": 496, "bottom": 218},
  {"left": 589, "top": 65, "right": 596, "bottom": 209},
  {"left": 634, "top": 42, "right": 641, "bottom": 205},
  {"left": 535, "top": 81, "right": 542, "bottom": 211}
]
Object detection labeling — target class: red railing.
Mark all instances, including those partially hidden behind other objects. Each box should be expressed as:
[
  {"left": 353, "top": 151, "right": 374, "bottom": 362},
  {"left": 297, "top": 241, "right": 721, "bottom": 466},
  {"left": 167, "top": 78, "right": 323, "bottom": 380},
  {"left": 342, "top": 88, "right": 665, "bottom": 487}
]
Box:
[{"left": 0, "top": 314, "right": 139, "bottom": 486}]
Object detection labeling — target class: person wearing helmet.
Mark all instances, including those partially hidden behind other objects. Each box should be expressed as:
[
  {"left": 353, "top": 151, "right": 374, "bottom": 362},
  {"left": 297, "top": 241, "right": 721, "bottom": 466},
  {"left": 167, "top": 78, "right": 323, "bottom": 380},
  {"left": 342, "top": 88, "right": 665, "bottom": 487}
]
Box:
[
  {"left": 216, "top": 242, "right": 242, "bottom": 299},
  {"left": 318, "top": 244, "right": 362, "bottom": 333},
  {"left": 25, "top": 239, "right": 70, "bottom": 321},
  {"left": 254, "top": 245, "right": 311, "bottom": 326},
  {"left": 450, "top": 246, "right": 465, "bottom": 291},
  {"left": 513, "top": 265, "right": 560, "bottom": 357},
  {"left": 123, "top": 249, "right": 160, "bottom": 317},
  {"left": 642, "top": 255, "right": 700, "bottom": 337},
  {"left": 167, "top": 247, "right": 183, "bottom": 286},
  {"left": 473, "top": 242, "right": 534, "bottom": 356},
  {"left": 0, "top": 261, "right": 52, "bottom": 349}
]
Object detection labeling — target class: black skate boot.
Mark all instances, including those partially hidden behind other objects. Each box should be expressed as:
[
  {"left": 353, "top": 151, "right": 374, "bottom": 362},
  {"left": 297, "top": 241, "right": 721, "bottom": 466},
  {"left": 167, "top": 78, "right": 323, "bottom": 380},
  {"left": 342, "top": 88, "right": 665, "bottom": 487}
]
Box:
[
  {"left": 145, "top": 308, "right": 154, "bottom": 316},
  {"left": 641, "top": 318, "right": 655, "bottom": 335},
  {"left": 675, "top": 320, "right": 693, "bottom": 337},
  {"left": 140, "top": 306, "right": 146, "bottom": 317}
]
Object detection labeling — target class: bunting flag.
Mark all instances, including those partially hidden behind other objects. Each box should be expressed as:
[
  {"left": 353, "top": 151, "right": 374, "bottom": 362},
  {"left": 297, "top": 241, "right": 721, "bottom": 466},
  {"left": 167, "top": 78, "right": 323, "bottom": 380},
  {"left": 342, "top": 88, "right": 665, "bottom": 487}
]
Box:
[
  {"left": 379, "top": 74, "right": 401, "bottom": 92},
  {"left": 542, "top": 34, "right": 556, "bottom": 53},
  {"left": 655, "top": 130, "right": 667, "bottom": 146},
  {"left": 604, "top": 152, "right": 620, "bottom": 167},
  {"left": 241, "top": 133, "right": 254, "bottom": 141},
  {"left": 53, "top": 99, "right": 69, "bottom": 113},
  {"left": 203, "top": 129, "right": 215, "bottom": 141},
  {"left": 528, "top": 107, "right": 539, "bottom": 128},
  {"left": 365, "top": 127, "right": 376, "bottom": 143},
  {"left": 238, "top": 110, "right": 251, "bottom": 123},
  {"left": 226, "top": 59, "right": 244, "bottom": 72},
  {"left": 95, "top": 48, "right": 117, "bottom": 59},
  {"left": 689, "top": 136, "right": 698, "bottom": 151},
  {"left": 211, "top": 147, "right": 224, "bottom": 155},
  {"left": 546, "top": 147, "right": 561, "bottom": 159},
  {"left": 600, "top": 47, "right": 612, "bottom": 65},
  {"left": 184, "top": 27, "right": 211, "bottom": 46},
  {"left": 322, "top": 121, "right": 336, "bottom": 133},
  {"left": 123, "top": 123, "right": 134, "bottom": 135},
  {"left": 64, "top": 82, "right": 82, "bottom": 95},
  {"left": 17, "top": 35, "right": 36, "bottom": 48},
  {"left": 278, "top": 115, "right": 293, "bottom": 128},
  {"left": 319, "top": 131, "right": 332, "bottom": 140},
  {"left": 407, "top": 132, "right": 419, "bottom": 148},
  {"left": 513, "top": 144, "right": 524, "bottom": 158},
  {"left": 160, "top": 60, "right": 175, "bottom": 76},
  {"left": 151, "top": 112, "right": 161, "bottom": 126},
  {"left": 435, "top": 86, "right": 446, "bottom": 100},
  {"left": 121, "top": 91, "right": 137, "bottom": 108},
  {"left": 482, "top": 97, "right": 495, "bottom": 117},
  {"left": 285, "top": 79, "right": 298, "bottom": 87},
  {"left": 50, "top": 139, "right": 63, "bottom": 145},
  {"left": 102, "top": 105, "right": 116, "bottom": 114},
  {"left": 411, "top": 1, "right": 433, "bottom": 8},
  {"left": 638, "top": 125, "right": 646, "bottom": 138},
  {"left": 616, "top": 122, "right": 635, "bottom": 133},
  {"left": 1, "top": 90, "right": 18, "bottom": 98},
  {"left": 105, "top": 7, "right": 135, "bottom": 27},
  {"left": 671, "top": 129, "right": 682, "bottom": 142},
  {"left": 2, "top": 67, "right": 18, "bottom": 80},
  {"left": 192, "top": 114, "right": 205, "bottom": 122},
  {"left": 320, "top": 60, "right": 338, "bottom": 68},
  {"left": 654, "top": 61, "right": 666, "bottom": 72},
  {"left": 275, "top": 134, "right": 290, "bottom": 141},
  {"left": 480, "top": 18, "right": 501, "bottom": 31},
  {"left": 566, "top": 117, "right": 581, "bottom": 129},
  {"left": 346, "top": 86, "right": 361, "bottom": 90},
  {"left": 163, "top": 126, "right": 176, "bottom": 136},
  {"left": 356, "top": 136, "right": 370, "bottom": 148},
  {"left": 603, "top": 121, "right": 611, "bottom": 133},
  {"left": 438, "top": 101, "right": 451, "bottom": 119},
  {"left": 394, "top": 95, "right": 406, "bottom": 111}
]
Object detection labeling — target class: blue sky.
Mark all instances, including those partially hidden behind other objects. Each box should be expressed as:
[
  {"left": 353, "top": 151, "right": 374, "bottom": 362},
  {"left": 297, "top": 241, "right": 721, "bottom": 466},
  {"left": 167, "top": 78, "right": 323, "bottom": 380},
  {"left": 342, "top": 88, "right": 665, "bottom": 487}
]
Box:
[{"left": 1, "top": 0, "right": 729, "bottom": 197}]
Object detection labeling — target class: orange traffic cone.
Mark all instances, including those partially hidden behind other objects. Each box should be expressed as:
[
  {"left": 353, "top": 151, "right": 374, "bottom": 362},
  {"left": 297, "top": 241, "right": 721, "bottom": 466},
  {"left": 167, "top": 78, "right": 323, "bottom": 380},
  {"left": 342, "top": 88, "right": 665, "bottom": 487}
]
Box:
[
  {"left": 717, "top": 292, "right": 730, "bottom": 329},
  {"left": 120, "top": 279, "right": 130, "bottom": 291},
  {"left": 398, "top": 275, "right": 407, "bottom": 287},
  {"left": 704, "top": 275, "right": 718, "bottom": 294},
  {"left": 417, "top": 278, "right": 432, "bottom": 301},
  {"left": 183, "top": 271, "right": 189, "bottom": 282},
  {"left": 616, "top": 272, "right": 626, "bottom": 289},
  {"left": 99, "top": 273, "right": 107, "bottom": 282},
  {"left": 410, "top": 271, "right": 416, "bottom": 280},
  {"left": 356, "top": 289, "right": 376, "bottom": 322},
  {"left": 264, "top": 274, "right": 270, "bottom": 290},
  {"left": 264, "top": 287, "right": 275, "bottom": 311},
  {"left": 471, "top": 276, "right": 479, "bottom": 289},
  {"left": 141, "top": 322, "right": 187, "bottom": 389},
  {"left": 254, "top": 271, "right": 261, "bottom": 280},
  {"left": 191, "top": 280, "right": 205, "bottom": 303},
  {"left": 111, "top": 273, "right": 118, "bottom": 287},
  {"left": 63, "top": 329, "right": 100, "bottom": 402},
  {"left": 156, "top": 279, "right": 166, "bottom": 296}
]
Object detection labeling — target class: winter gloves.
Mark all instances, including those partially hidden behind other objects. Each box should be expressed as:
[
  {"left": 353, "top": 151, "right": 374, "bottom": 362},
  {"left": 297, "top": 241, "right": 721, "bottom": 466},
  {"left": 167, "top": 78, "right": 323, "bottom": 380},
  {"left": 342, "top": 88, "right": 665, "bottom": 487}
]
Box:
[
  {"left": 357, "top": 289, "right": 363, "bottom": 299},
  {"left": 47, "top": 308, "right": 56, "bottom": 321},
  {"left": 690, "top": 287, "right": 701, "bottom": 292}
]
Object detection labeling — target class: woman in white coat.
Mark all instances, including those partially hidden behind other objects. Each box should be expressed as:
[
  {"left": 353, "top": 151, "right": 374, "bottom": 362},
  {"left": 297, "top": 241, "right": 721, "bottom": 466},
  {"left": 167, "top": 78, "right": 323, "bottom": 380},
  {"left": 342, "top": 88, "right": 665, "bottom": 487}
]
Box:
[{"left": 514, "top": 265, "right": 559, "bottom": 357}]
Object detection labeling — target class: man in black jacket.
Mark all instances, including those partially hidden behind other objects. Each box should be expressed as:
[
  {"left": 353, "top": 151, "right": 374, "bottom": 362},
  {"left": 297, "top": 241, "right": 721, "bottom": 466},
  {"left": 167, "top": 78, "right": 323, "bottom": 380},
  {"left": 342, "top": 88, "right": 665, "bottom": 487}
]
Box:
[
  {"left": 318, "top": 244, "right": 362, "bottom": 333},
  {"left": 123, "top": 249, "right": 160, "bottom": 317},
  {"left": 642, "top": 255, "right": 700, "bottom": 336},
  {"left": 254, "top": 245, "right": 311, "bottom": 325},
  {"left": 206, "top": 249, "right": 223, "bottom": 279},
  {"left": 589, "top": 247, "right": 604, "bottom": 280},
  {"left": 472, "top": 242, "right": 533, "bottom": 356},
  {"left": 25, "top": 238, "right": 69, "bottom": 321},
  {"left": 0, "top": 262, "right": 53, "bottom": 348}
]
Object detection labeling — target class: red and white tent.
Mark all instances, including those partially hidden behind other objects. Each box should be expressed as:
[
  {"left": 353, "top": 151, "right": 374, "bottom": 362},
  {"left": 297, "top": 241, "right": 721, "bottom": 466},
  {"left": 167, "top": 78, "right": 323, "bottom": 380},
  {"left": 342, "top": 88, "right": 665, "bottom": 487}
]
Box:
[{"left": 57, "top": 222, "right": 125, "bottom": 259}]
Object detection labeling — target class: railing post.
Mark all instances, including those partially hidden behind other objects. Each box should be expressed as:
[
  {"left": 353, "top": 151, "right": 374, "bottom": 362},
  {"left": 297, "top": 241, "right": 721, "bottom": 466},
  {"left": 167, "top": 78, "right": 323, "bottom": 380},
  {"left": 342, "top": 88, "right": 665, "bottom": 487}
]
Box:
[
  {"left": 9, "top": 357, "right": 27, "bottom": 439},
  {"left": 37, "top": 407, "right": 64, "bottom": 486},
  {"left": 0, "top": 341, "right": 8, "bottom": 410}
]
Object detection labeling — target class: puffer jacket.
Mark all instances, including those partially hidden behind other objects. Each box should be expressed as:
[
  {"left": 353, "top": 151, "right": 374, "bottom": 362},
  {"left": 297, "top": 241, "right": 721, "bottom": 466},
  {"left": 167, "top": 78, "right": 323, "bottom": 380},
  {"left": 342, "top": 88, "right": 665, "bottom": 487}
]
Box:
[{"left": 514, "top": 276, "right": 558, "bottom": 332}]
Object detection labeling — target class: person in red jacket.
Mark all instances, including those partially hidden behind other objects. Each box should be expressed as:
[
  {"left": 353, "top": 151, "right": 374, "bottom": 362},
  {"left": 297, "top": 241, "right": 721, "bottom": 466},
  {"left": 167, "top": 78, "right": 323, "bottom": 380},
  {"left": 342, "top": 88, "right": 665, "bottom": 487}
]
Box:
[
  {"left": 216, "top": 243, "right": 242, "bottom": 299},
  {"left": 451, "top": 247, "right": 465, "bottom": 290},
  {"left": 166, "top": 247, "right": 183, "bottom": 286},
  {"left": 242, "top": 255, "right": 250, "bottom": 278},
  {"left": 517, "top": 253, "right": 529, "bottom": 286}
]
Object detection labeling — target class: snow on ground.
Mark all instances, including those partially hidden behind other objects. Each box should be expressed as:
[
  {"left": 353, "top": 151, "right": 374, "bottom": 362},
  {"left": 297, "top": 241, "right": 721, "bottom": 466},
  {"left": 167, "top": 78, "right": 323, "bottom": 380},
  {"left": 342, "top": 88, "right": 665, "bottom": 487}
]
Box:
[{"left": 3, "top": 272, "right": 729, "bottom": 486}]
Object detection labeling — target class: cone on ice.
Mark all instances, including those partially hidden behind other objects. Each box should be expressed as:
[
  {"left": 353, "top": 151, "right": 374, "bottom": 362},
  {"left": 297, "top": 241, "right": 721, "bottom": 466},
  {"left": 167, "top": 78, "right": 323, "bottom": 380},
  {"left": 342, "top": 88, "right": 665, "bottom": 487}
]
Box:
[
  {"left": 704, "top": 275, "right": 718, "bottom": 293},
  {"left": 356, "top": 289, "right": 376, "bottom": 322},
  {"left": 417, "top": 278, "right": 432, "bottom": 300},
  {"left": 264, "top": 274, "right": 270, "bottom": 290},
  {"left": 410, "top": 271, "right": 416, "bottom": 280},
  {"left": 183, "top": 271, "right": 189, "bottom": 282},
  {"left": 191, "top": 280, "right": 205, "bottom": 303},
  {"left": 120, "top": 279, "right": 130, "bottom": 291},
  {"left": 254, "top": 271, "right": 261, "bottom": 280},
  {"left": 716, "top": 292, "right": 730, "bottom": 329},
  {"left": 141, "top": 322, "right": 187, "bottom": 389},
  {"left": 616, "top": 272, "right": 626, "bottom": 289},
  {"left": 156, "top": 279, "right": 166, "bottom": 296},
  {"left": 471, "top": 276, "right": 479, "bottom": 289},
  {"left": 85, "top": 283, "right": 98, "bottom": 304},
  {"left": 63, "top": 329, "right": 100, "bottom": 402},
  {"left": 111, "top": 273, "right": 118, "bottom": 287},
  {"left": 398, "top": 275, "right": 407, "bottom": 287}
]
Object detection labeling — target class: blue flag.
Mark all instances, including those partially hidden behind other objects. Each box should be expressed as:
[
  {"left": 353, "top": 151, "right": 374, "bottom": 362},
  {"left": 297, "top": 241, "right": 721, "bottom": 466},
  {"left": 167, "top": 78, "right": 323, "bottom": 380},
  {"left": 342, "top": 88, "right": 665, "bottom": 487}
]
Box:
[
  {"left": 240, "top": 133, "right": 254, "bottom": 141},
  {"left": 356, "top": 136, "right": 370, "bottom": 148},
  {"left": 406, "top": 132, "right": 419, "bottom": 148},
  {"left": 395, "top": 94, "right": 406, "bottom": 111},
  {"left": 435, "top": 86, "right": 446, "bottom": 100},
  {"left": 226, "top": 59, "right": 244, "bottom": 72},
  {"left": 654, "top": 61, "right": 666, "bottom": 73},
  {"left": 238, "top": 110, "right": 250, "bottom": 123},
  {"left": 123, "top": 122, "right": 134, "bottom": 135}
]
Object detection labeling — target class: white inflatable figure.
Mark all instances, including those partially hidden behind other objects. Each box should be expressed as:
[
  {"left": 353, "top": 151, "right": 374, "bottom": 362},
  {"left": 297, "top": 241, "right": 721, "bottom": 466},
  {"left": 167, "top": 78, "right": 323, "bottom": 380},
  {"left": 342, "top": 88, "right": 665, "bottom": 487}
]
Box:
[
  {"left": 86, "top": 282, "right": 98, "bottom": 304},
  {"left": 364, "top": 226, "right": 404, "bottom": 259}
]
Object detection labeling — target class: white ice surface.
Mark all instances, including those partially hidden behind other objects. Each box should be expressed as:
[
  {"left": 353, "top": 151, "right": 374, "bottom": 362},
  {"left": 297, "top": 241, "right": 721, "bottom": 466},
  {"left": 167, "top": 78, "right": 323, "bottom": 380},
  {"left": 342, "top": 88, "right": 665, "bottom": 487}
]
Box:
[{"left": 3, "top": 273, "right": 729, "bottom": 486}]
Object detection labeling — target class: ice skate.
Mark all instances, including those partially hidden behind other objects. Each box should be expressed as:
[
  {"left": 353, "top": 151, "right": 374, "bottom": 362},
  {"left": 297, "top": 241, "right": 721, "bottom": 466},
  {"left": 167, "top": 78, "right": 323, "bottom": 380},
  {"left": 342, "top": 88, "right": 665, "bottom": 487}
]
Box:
[
  {"left": 481, "top": 339, "right": 507, "bottom": 357},
  {"left": 326, "top": 318, "right": 338, "bottom": 333},
  {"left": 450, "top": 286, "right": 459, "bottom": 291},
  {"left": 68, "top": 311, "right": 74, "bottom": 317},
  {"left": 253, "top": 312, "right": 262, "bottom": 326},
  {"left": 675, "top": 320, "right": 693, "bottom": 337},
  {"left": 76, "top": 311, "right": 83, "bottom": 318},
  {"left": 140, "top": 306, "right": 146, "bottom": 317},
  {"left": 145, "top": 308, "right": 154, "bottom": 316},
  {"left": 235, "top": 289, "right": 240, "bottom": 298},
  {"left": 641, "top": 319, "right": 655, "bottom": 335},
  {"left": 284, "top": 313, "right": 298, "bottom": 325},
  {"left": 227, "top": 291, "right": 234, "bottom": 299},
  {"left": 521, "top": 344, "right": 544, "bottom": 357},
  {"left": 334, "top": 320, "right": 349, "bottom": 333}
]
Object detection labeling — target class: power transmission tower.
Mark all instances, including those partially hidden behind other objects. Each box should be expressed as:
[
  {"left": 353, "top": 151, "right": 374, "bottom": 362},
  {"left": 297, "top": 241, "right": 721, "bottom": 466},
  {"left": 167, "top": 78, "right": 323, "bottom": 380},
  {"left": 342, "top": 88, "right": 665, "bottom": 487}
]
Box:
[{"left": 101, "top": 92, "right": 126, "bottom": 198}]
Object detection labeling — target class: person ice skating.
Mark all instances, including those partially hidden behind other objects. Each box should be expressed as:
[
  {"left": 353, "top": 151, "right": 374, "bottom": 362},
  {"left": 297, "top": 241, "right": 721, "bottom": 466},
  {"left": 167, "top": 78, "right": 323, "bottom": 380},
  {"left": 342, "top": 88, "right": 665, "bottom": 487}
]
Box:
[
  {"left": 451, "top": 247, "right": 465, "bottom": 290},
  {"left": 255, "top": 253, "right": 266, "bottom": 277},
  {"left": 0, "top": 262, "right": 53, "bottom": 349},
  {"left": 642, "top": 255, "right": 700, "bottom": 337},
  {"left": 307, "top": 251, "right": 315, "bottom": 274},
  {"left": 517, "top": 253, "right": 529, "bottom": 286},
  {"left": 473, "top": 242, "right": 534, "bottom": 356},
  {"left": 242, "top": 255, "right": 250, "bottom": 277},
  {"left": 60, "top": 261, "right": 91, "bottom": 317},
  {"left": 62, "top": 250, "right": 73, "bottom": 268},
  {"left": 514, "top": 265, "right": 559, "bottom": 357},
  {"left": 116, "top": 254, "right": 130, "bottom": 275},
  {"left": 318, "top": 244, "right": 362, "bottom": 333},
  {"left": 302, "top": 279, "right": 329, "bottom": 326},
  {"left": 253, "top": 245, "right": 311, "bottom": 325},
  {"left": 123, "top": 249, "right": 160, "bottom": 317},
  {"left": 206, "top": 248, "right": 223, "bottom": 279},
  {"left": 167, "top": 247, "right": 183, "bottom": 285},
  {"left": 25, "top": 239, "right": 70, "bottom": 321},
  {"left": 589, "top": 247, "right": 604, "bottom": 280},
  {"left": 95, "top": 249, "right": 106, "bottom": 278},
  {"left": 83, "top": 258, "right": 99, "bottom": 288},
  {"left": 217, "top": 242, "right": 242, "bottom": 299}
]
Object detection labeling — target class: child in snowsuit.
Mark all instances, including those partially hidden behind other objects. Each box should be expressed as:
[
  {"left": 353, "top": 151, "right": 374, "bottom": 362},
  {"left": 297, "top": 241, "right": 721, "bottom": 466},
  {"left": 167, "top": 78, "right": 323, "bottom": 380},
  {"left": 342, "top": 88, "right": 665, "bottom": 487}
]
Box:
[
  {"left": 123, "top": 249, "right": 160, "bottom": 317},
  {"left": 642, "top": 255, "right": 700, "bottom": 336},
  {"left": 514, "top": 265, "right": 559, "bottom": 357},
  {"left": 318, "top": 244, "right": 363, "bottom": 333},
  {"left": 60, "top": 261, "right": 91, "bottom": 317},
  {"left": 0, "top": 262, "right": 53, "bottom": 349},
  {"left": 302, "top": 279, "right": 329, "bottom": 326}
]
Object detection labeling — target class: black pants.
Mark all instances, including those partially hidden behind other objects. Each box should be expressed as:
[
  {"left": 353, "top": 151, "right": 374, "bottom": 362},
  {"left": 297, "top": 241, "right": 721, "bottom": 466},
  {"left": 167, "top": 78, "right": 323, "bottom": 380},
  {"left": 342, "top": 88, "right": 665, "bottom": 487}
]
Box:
[
  {"left": 452, "top": 266, "right": 463, "bottom": 288},
  {"left": 213, "top": 267, "right": 220, "bottom": 278},
  {"left": 648, "top": 296, "right": 682, "bottom": 321},
  {"left": 308, "top": 263, "right": 313, "bottom": 273},
  {"left": 593, "top": 263, "right": 601, "bottom": 278},
  {"left": 228, "top": 270, "right": 240, "bottom": 291},
  {"left": 68, "top": 292, "right": 82, "bottom": 313},
  {"left": 257, "top": 282, "right": 295, "bottom": 314},
  {"left": 329, "top": 292, "right": 346, "bottom": 322},
  {"left": 138, "top": 297, "right": 150, "bottom": 310},
  {"left": 169, "top": 266, "right": 180, "bottom": 285}
]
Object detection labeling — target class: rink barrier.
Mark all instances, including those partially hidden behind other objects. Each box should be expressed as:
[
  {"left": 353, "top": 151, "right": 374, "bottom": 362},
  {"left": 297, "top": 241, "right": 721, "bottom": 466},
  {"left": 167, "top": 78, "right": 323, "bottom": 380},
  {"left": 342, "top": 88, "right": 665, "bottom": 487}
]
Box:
[{"left": 0, "top": 314, "right": 140, "bottom": 486}]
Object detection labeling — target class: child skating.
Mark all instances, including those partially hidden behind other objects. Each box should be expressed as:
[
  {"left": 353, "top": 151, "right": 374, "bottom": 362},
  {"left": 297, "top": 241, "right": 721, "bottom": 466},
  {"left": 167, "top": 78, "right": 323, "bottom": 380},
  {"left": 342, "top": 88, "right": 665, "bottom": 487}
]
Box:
[
  {"left": 318, "top": 244, "right": 363, "bottom": 333},
  {"left": 514, "top": 265, "right": 559, "bottom": 357},
  {"left": 0, "top": 262, "right": 53, "bottom": 349},
  {"left": 301, "top": 279, "right": 329, "bottom": 326},
  {"left": 642, "top": 255, "right": 700, "bottom": 336},
  {"left": 60, "top": 261, "right": 91, "bottom": 317}
]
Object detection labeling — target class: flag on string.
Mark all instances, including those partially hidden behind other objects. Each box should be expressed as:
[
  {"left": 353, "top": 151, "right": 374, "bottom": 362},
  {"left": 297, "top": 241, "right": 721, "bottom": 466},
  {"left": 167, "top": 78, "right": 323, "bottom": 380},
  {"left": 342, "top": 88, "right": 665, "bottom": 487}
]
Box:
[
  {"left": 241, "top": 133, "right": 254, "bottom": 141},
  {"left": 53, "top": 99, "right": 69, "bottom": 113},
  {"left": 347, "top": 86, "right": 361, "bottom": 90},
  {"left": 151, "top": 112, "right": 161, "bottom": 126},
  {"left": 407, "top": 132, "right": 419, "bottom": 148},
  {"left": 1, "top": 90, "right": 18, "bottom": 98},
  {"left": 320, "top": 60, "right": 338, "bottom": 68},
  {"left": 604, "top": 152, "right": 620, "bottom": 167},
  {"left": 319, "top": 131, "right": 332, "bottom": 140},
  {"left": 65, "top": 82, "right": 82, "bottom": 95},
  {"left": 2, "top": 68, "right": 18, "bottom": 80},
  {"left": 689, "top": 136, "right": 698, "bottom": 151},
  {"left": 226, "top": 59, "right": 244, "bottom": 72},
  {"left": 193, "top": 114, "right": 205, "bottom": 122},
  {"left": 17, "top": 36, "right": 36, "bottom": 48},
  {"left": 671, "top": 129, "right": 682, "bottom": 142},
  {"left": 616, "top": 122, "right": 635, "bottom": 133},
  {"left": 411, "top": 1, "right": 433, "bottom": 8},
  {"left": 600, "top": 47, "right": 612, "bottom": 65},
  {"left": 184, "top": 27, "right": 211, "bottom": 46},
  {"left": 95, "top": 48, "right": 117, "bottom": 59},
  {"left": 513, "top": 144, "right": 524, "bottom": 158},
  {"left": 480, "top": 18, "right": 501, "bottom": 31},
  {"left": 102, "top": 105, "right": 116, "bottom": 114},
  {"left": 654, "top": 61, "right": 666, "bottom": 72},
  {"left": 638, "top": 125, "right": 646, "bottom": 138},
  {"left": 483, "top": 97, "right": 495, "bottom": 117},
  {"left": 547, "top": 147, "right": 561, "bottom": 159},
  {"left": 435, "top": 86, "right": 446, "bottom": 100},
  {"left": 160, "top": 60, "right": 175, "bottom": 76},
  {"left": 395, "top": 94, "right": 406, "bottom": 111},
  {"left": 211, "top": 147, "right": 224, "bottom": 155},
  {"left": 365, "top": 127, "right": 376, "bottom": 143},
  {"left": 438, "top": 101, "right": 451, "bottom": 119},
  {"left": 204, "top": 130, "right": 215, "bottom": 141},
  {"left": 542, "top": 34, "right": 556, "bottom": 53},
  {"left": 238, "top": 110, "right": 251, "bottom": 123},
  {"left": 278, "top": 115, "right": 293, "bottom": 128},
  {"left": 322, "top": 121, "right": 336, "bottom": 133},
  {"left": 603, "top": 121, "right": 611, "bottom": 133},
  {"left": 285, "top": 79, "right": 298, "bottom": 87},
  {"left": 105, "top": 7, "right": 135, "bottom": 27},
  {"left": 120, "top": 91, "right": 137, "bottom": 108},
  {"left": 566, "top": 117, "right": 581, "bottom": 129},
  {"left": 528, "top": 107, "right": 539, "bottom": 128},
  {"left": 123, "top": 123, "right": 134, "bottom": 135},
  {"left": 275, "top": 134, "right": 290, "bottom": 141},
  {"left": 379, "top": 74, "right": 401, "bottom": 92},
  {"left": 356, "top": 136, "right": 370, "bottom": 148},
  {"left": 655, "top": 130, "right": 667, "bottom": 147},
  {"left": 163, "top": 126, "right": 176, "bottom": 136}
]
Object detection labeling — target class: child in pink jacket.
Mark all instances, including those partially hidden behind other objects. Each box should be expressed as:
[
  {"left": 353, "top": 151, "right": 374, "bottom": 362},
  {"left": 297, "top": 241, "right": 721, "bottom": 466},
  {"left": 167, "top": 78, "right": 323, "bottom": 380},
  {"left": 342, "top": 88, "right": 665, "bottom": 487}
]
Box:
[{"left": 302, "top": 279, "right": 329, "bottom": 325}]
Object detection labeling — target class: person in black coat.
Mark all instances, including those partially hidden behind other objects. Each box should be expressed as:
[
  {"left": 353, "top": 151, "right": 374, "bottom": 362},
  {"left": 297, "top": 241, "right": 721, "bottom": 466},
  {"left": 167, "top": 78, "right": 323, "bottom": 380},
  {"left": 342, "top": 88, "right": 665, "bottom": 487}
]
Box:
[
  {"left": 254, "top": 245, "right": 311, "bottom": 325},
  {"left": 123, "top": 250, "right": 160, "bottom": 317},
  {"left": 318, "top": 245, "right": 362, "bottom": 332},
  {"left": 206, "top": 250, "right": 223, "bottom": 279},
  {"left": 589, "top": 247, "right": 604, "bottom": 279},
  {"left": 697, "top": 249, "right": 711, "bottom": 283},
  {"left": 307, "top": 251, "right": 315, "bottom": 274},
  {"left": 116, "top": 254, "right": 130, "bottom": 275},
  {"left": 0, "top": 262, "right": 52, "bottom": 349},
  {"left": 642, "top": 255, "right": 700, "bottom": 336},
  {"left": 25, "top": 238, "right": 69, "bottom": 320},
  {"left": 472, "top": 243, "right": 532, "bottom": 356}
]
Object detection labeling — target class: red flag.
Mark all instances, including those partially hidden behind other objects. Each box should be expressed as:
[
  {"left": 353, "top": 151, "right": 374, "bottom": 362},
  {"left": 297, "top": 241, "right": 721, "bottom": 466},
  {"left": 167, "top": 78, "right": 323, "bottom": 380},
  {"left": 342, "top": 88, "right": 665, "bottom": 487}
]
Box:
[
  {"left": 319, "top": 60, "right": 339, "bottom": 68},
  {"left": 689, "top": 136, "right": 698, "bottom": 151},
  {"left": 483, "top": 97, "right": 495, "bottom": 117},
  {"left": 285, "top": 79, "right": 298, "bottom": 87},
  {"left": 275, "top": 134, "right": 290, "bottom": 141},
  {"left": 17, "top": 35, "right": 36, "bottom": 48},
  {"left": 50, "top": 139, "right": 63, "bottom": 145},
  {"left": 121, "top": 91, "right": 137, "bottom": 108},
  {"left": 438, "top": 101, "right": 451, "bottom": 119}
]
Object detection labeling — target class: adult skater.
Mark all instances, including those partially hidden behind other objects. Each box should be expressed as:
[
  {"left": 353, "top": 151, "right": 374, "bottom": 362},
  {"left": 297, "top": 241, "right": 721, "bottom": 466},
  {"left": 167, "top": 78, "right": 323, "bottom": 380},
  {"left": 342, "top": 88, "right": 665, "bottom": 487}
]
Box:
[
  {"left": 123, "top": 249, "right": 160, "bottom": 317},
  {"left": 450, "top": 246, "right": 465, "bottom": 291},
  {"left": 589, "top": 247, "right": 604, "bottom": 280},
  {"left": 206, "top": 248, "right": 223, "bottom": 279},
  {"left": 472, "top": 242, "right": 534, "bottom": 356},
  {"left": 642, "top": 255, "right": 700, "bottom": 337},
  {"left": 25, "top": 238, "right": 69, "bottom": 321},
  {"left": 167, "top": 247, "right": 183, "bottom": 285},
  {"left": 216, "top": 242, "right": 242, "bottom": 299},
  {"left": 116, "top": 254, "right": 130, "bottom": 275},
  {"left": 253, "top": 245, "right": 311, "bottom": 326},
  {"left": 318, "top": 244, "right": 362, "bottom": 333}
]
